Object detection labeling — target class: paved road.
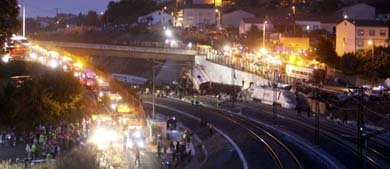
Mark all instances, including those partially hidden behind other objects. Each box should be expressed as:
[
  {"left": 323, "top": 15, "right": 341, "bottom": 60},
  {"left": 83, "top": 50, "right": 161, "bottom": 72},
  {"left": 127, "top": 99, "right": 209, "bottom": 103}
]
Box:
[
  {"left": 142, "top": 96, "right": 326, "bottom": 169},
  {"left": 143, "top": 101, "right": 242, "bottom": 169},
  {"left": 0, "top": 144, "right": 25, "bottom": 161}
]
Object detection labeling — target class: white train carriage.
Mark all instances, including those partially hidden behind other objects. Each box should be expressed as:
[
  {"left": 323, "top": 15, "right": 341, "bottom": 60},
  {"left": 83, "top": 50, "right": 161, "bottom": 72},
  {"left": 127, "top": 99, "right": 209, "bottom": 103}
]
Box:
[{"left": 251, "top": 87, "right": 296, "bottom": 109}]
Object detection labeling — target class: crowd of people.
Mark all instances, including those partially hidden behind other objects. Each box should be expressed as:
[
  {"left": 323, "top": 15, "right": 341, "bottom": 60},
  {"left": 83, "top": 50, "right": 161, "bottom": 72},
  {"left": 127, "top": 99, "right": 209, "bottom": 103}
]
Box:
[
  {"left": 0, "top": 119, "right": 91, "bottom": 164},
  {"left": 24, "top": 122, "right": 89, "bottom": 161},
  {"left": 0, "top": 131, "right": 17, "bottom": 148},
  {"left": 158, "top": 121, "right": 195, "bottom": 168}
]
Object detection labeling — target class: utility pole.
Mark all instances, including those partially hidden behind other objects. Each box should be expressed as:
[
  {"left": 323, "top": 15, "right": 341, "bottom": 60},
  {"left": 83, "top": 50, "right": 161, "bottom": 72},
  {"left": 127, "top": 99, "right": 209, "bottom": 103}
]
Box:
[
  {"left": 55, "top": 8, "right": 60, "bottom": 23},
  {"left": 292, "top": 5, "right": 296, "bottom": 36},
  {"left": 55, "top": 8, "right": 60, "bottom": 17},
  {"left": 22, "top": 6, "right": 25, "bottom": 37},
  {"left": 232, "top": 62, "right": 236, "bottom": 107},
  {"left": 314, "top": 83, "right": 320, "bottom": 144},
  {"left": 273, "top": 70, "right": 278, "bottom": 125},
  {"left": 357, "top": 87, "right": 364, "bottom": 167},
  {"left": 152, "top": 59, "right": 155, "bottom": 119},
  {"left": 262, "top": 21, "right": 267, "bottom": 48}
]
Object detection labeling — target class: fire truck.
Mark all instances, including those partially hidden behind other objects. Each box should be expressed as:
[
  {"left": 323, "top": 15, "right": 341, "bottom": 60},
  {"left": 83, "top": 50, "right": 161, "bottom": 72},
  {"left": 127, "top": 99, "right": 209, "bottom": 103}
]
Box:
[{"left": 4, "top": 36, "right": 30, "bottom": 60}]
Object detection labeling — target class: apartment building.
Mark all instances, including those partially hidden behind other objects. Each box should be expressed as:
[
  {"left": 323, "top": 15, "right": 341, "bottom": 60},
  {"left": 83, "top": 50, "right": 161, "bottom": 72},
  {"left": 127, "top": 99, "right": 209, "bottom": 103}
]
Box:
[{"left": 336, "top": 19, "right": 389, "bottom": 56}]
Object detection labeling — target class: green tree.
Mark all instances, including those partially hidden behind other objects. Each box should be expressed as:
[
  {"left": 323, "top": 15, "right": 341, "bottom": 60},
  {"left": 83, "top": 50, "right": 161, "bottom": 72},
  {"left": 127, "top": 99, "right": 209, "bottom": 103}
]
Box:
[
  {"left": 0, "top": 0, "right": 20, "bottom": 50},
  {"left": 84, "top": 11, "right": 100, "bottom": 26},
  {"left": 102, "top": 0, "right": 157, "bottom": 24},
  {"left": 340, "top": 53, "right": 362, "bottom": 75},
  {"left": 247, "top": 25, "right": 261, "bottom": 38},
  {"left": 0, "top": 61, "right": 84, "bottom": 130},
  {"left": 315, "top": 38, "right": 339, "bottom": 66}
]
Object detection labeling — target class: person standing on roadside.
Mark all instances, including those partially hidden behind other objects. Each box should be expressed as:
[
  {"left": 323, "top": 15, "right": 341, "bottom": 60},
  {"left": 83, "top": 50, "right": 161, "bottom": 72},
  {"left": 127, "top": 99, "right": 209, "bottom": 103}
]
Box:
[
  {"left": 25, "top": 143, "right": 31, "bottom": 160},
  {"left": 134, "top": 146, "right": 141, "bottom": 166},
  {"left": 208, "top": 124, "right": 214, "bottom": 136},
  {"left": 31, "top": 143, "right": 37, "bottom": 160}
]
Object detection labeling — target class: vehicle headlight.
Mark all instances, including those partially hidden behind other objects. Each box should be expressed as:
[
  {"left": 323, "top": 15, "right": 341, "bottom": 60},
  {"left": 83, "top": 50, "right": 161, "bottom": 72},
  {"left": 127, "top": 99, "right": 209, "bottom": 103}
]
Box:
[
  {"left": 126, "top": 140, "right": 133, "bottom": 148},
  {"left": 132, "top": 130, "right": 141, "bottom": 139},
  {"left": 1, "top": 55, "right": 10, "bottom": 63},
  {"left": 137, "top": 140, "right": 144, "bottom": 148},
  {"left": 110, "top": 103, "right": 117, "bottom": 110},
  {"left": 49, "top": 60, "right": 59, "bottom": 69},
  {"left": 30, "top": 53, "right": 37, "bottom": 60}
]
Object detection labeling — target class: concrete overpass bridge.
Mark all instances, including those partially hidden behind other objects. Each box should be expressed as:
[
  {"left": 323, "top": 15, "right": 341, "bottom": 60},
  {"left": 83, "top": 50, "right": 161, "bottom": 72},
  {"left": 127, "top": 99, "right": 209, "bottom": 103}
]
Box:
[{"left": 34, "top": 41, "right": 199, "bottom": 61}]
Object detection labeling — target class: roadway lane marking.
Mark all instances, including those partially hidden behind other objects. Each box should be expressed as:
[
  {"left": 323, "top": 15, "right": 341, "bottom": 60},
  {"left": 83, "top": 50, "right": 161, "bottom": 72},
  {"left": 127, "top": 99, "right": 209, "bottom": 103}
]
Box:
[{"left": 144, "top": 101, "right": 249, "bottom": 169}]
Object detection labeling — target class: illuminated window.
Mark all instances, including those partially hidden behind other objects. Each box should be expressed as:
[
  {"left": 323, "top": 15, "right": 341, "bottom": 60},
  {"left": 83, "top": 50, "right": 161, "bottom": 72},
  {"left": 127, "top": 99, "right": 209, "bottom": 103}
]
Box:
[{"left": 357, "top": 29, "right": 364, "bottom": 36}]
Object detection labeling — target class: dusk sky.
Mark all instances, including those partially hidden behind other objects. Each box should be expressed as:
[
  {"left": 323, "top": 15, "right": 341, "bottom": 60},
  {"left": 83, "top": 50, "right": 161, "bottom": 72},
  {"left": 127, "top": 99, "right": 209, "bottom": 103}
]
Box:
[{"left": 19, "top": 0, "right": 115, "bottom": 17}]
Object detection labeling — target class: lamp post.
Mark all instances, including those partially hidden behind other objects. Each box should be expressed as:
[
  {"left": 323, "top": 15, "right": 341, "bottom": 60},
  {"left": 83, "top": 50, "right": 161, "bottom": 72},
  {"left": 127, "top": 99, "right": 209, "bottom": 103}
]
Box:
[
  {"left": 292, "top": 6, "right": 296, "bottom": 36},
  {"left": 368, "top": 40, "right": 374, "bottom": 57},
  {"left": 231, "top": 58, "right": 236, "bottom": 107},
  {"left": 151, "top": 59, "right": 157, "bottom": 120},
  {"left": 306, "top": 25, "right": 310, "bottom": 37},
  {"left": 263, "top": 21, "right": 267, "bottom": 49},
  {"left": 18, "top": 4, "right": 26, "bottom": 37},
  {"left": 162, "top": 6, "right": 167, "bottom": 29},
  {"left": 215, "top": 9, "right": 221, "bottom": 29}
]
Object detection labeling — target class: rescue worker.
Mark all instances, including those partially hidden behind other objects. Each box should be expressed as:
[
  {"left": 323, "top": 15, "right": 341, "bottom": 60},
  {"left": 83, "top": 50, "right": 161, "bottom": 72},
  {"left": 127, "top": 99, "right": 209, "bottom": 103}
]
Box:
[
  {"left": 39, "top": 134, "right": 45, "bottom": 145},
  {"left": 31, "top": 143, "right": 37, "bottom": 160}
]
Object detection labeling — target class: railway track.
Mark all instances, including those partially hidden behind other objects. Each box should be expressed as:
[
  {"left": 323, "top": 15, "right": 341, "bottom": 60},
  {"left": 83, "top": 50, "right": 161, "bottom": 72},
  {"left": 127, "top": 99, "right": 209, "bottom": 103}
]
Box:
[
  {"left": 198, "top": 106, "right": 305, "bottom": 169},
  {"left": 224, "top": 100, "right": 388, "bottom": 169}
]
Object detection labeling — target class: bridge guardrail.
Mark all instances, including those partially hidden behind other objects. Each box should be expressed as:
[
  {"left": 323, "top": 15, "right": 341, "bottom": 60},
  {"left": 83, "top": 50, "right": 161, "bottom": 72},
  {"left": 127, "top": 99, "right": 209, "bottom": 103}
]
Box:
[{"left": 34, "top": 41, "right": 198, "bottom": 56}]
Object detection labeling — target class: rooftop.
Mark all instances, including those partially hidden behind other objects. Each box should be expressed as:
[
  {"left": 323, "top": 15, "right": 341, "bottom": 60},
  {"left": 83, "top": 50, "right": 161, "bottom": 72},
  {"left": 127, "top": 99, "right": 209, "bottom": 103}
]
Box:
[
  {"left": 347, "top": 19, "right": 389, "bottom": 27},
  {"left": 241, "top": 18, "right": 267, "bottom": 24},
  {"left": 183, "top": 4, "right": 215, "bottom": 9}
]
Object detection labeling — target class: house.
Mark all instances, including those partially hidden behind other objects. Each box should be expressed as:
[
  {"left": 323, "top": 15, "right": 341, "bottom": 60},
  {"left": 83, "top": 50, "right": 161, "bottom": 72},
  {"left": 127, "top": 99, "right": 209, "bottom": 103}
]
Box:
[
  {"left": 239, "top": 18, "right": 273, "bottom": 35},
  {"left": 190, "top": 0, "right": 222, "bottom": 6},
  {"left": 138, "top": 10, "right": 173, "bottom": 26},
  {"left": 294, "top": 18, "right": 339, "bottom": 34},
  {"left": 192, "top": 0, "right": 214, "bottom": 4},
  {"left": 338, "top": 3, "right": 376, "bottom": 20},
  {"left": 280, "top": 36, "right": 310, "bottom": 51},
  {"left": 221, "top": 9, "right": 255, "bottom": 28},
  {"left": 153, "top": 0, "right": 172, "bottom": 4},
  {"left": 182, "top": 4, "right": 216, "bottom": 27},
  {"left": 336, "top": 19, "right": 389, "bottom": 56},
  {"left": 295, "top": 20, "right": 321, "bottom": 32}
]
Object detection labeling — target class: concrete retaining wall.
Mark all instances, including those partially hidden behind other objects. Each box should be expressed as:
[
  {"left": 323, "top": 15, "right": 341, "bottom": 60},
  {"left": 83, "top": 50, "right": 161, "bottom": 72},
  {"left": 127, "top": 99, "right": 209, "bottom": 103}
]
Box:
[{"left": 194, "top": 55, "right": 270, "bottom": 89}]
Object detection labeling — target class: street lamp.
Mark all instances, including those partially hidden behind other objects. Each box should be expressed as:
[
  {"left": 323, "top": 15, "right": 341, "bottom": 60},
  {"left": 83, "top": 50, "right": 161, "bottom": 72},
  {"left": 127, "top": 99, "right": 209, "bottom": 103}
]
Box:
[
  {"left": 162, "top": 6, "right": 167, "bottom": 28},
  {"left": 306, "top": 25, "right": 310, "bottom": 36},
  {"left": 18, "top": 4, "right": 26, "bottom": 37},
  {"left": 263, "top": 21, "right": 267, "bottom": 49},
  {"left": 215, "top": 9, "right": 221, "bottom": 29},
  {"left": 292, "top": 6, "right": 296, "bottom": 36},
  {"left": 165, "top": 28, "right": 173, "bottom": 38},
  {"left": 368, "top": 40, "right": 374, "bottom": 57}
]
